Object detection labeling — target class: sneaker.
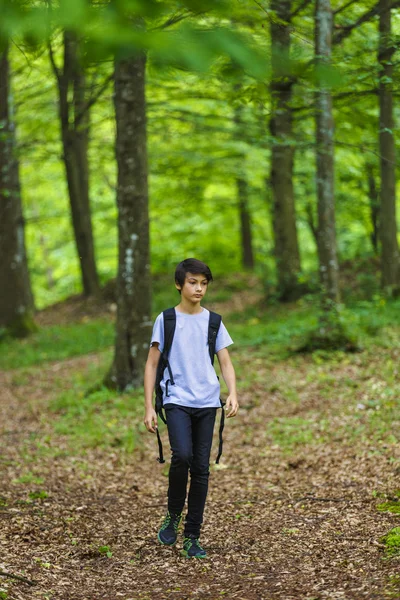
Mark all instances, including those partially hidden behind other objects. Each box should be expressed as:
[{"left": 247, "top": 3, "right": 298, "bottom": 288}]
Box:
[
  {"left": 157, "top": 512, "right": 182, "bottom": 546},
  {"left": 181, "top": 536, "right": 207, "bottom": 559}
]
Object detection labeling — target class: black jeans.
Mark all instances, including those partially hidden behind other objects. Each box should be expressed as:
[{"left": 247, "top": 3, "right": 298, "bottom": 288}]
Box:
[{"left": 165, "top": 404, "right": 217, "bottom": 538}]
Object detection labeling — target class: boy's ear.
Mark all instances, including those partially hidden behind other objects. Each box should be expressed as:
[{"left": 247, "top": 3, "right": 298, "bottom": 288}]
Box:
[{"left": 175, "top": 281, "right": 181, "bottom": 292}]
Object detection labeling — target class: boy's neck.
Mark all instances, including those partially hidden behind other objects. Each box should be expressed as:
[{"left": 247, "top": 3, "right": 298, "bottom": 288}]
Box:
[{"left": 175, "top": 299, "right": 203, "bottom": 315}]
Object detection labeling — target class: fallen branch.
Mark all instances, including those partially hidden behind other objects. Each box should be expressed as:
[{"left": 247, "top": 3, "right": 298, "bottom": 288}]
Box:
[{"left": 0, "top": 570, "right": 37, "bottom": 586}]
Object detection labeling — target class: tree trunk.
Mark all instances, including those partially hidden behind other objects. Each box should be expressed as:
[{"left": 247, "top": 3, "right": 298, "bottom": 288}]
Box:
[
  {"left": 315, "top": 0, "right": 340, "bottom": 307},
  {"left": 269, "top": 0, "right": 301, "bottom": 301},
  {"left": 366, "top": 164, "right": 379, "bottom": 255},
  {"left": 234, "top": 97, "right": 254, "bottom": 270},
  {"left": 0, "top": 44, "right": 36, "bottom": 336},
  {"left": 106, "top": 51, "right": 152, "bottom": 390},
  {"left": 296, "top": 0, "right": 358, "bottom": 351},
  {"left": 51, "top": 31, "right": 100, "bottom": 297},
  {"left": 237, "top": 177, "right": 254, "bottom": 270},
  {"left": 378, "top": 0, "right": 400, "bottom": 292}
]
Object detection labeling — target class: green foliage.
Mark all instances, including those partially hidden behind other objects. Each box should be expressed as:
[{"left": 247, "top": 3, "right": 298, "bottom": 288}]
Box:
[
  {"left": 295, "top": 316, "right": 360, "bottom": 353},
  {"left": 378, "top": 502, "right": 400, "bottom": 514},
  {"left": 267, "top": 416, "right": 324, "bottom": 451},
  {"left": 50, "top": 385, "right": 143, "bottom": 452},
  {"left": 377, "top": 491, "right": 400, "bottom": 514},
  {"left": 97, "top": 544, "right": 113, "bottom": 558},
  {"left": 229, "top": 304, "right": 317, "bottom": 356},
  {"left": 0, "top": 319, "right": 114, "bottom": 370},
  {"left": 9, "top": 0, "right": 389, "bottom": 311},
  {"left": 2, "top": 0, "right": 267, "bottom": 74},
  {"left": 28, "top": 489, "right": 49, "bottom": 501},
  {"left": 13, "top": 472, "right": 44, "bottom": 485},
  {"left": 10, "top": 0, "right": 395, "bottom": 310},
  {"left": 381, "top": 527, "right": 400, "bottom": 559}
]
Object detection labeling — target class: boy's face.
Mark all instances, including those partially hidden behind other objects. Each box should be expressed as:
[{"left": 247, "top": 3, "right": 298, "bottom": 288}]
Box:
[{"left": 176, "top": 272, "right": 208, "bottom": 304}]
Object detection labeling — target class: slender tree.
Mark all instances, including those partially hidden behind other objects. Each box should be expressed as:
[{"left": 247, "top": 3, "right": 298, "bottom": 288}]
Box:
[
  {"left": 378, "top": 0, "right": 400, "bottom": 292},
  {"left": 0, "top": 44, "right": 36, "bottom": 336},
  {"left": 269, "top": 0, "right": 302, "bottom": 301},
  {"left": 366, "top": 163, "right": 380, "bottom": 255},
  {"left": 49, "top": 31, "right": 100, "bottom": 297},
  {"left": 234, "top": 96, "right": 254, "bottom": 270},
  {"left": 106, "top": 48, "right": 152, "bottom": 390},
  {"left": 315, "top": 0, "right": 340, "bottom": 308},
  {"left": 236, "top": 177, "right": 254, "bottom": 270}
]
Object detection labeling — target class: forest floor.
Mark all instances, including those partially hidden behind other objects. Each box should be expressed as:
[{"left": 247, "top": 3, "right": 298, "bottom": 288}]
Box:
[{"left": 0, "top": 288, "right": 400, "bottom": 600}]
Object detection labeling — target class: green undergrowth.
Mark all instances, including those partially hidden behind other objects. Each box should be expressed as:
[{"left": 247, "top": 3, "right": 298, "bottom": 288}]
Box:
[
  {"left": 228, "top": 296, "right": 400, "bottom": 357},
  {"left": 377, "top": 492, "right": 400, "bottom": 515},
  {"left": 262, "top": 346, "right": 400, "bottom": 453},
  {"left": 49, "top": 385, "right": 145, "bottom": 452},
  {"left": 381, "top": 527, "right": 400, "bottom": 559},
  {"left": 2, "top": 284, "right": 400, "bottom": 371},
  {"left": 42, "top": 341, "right": 158, "bottom": 454},
  {"left": 0, "top": 318, "right": 114, "bottom": 370}
]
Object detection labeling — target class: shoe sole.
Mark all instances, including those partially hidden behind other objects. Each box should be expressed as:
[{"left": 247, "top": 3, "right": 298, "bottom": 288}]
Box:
[
  {"left": 157, "top": 532, "right": 177, "bottom": 546},
  {"left": 180, "top": 550, "right": 207, "bottom": 559}
]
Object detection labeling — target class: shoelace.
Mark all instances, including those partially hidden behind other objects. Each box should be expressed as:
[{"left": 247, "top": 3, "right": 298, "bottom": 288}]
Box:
[
  {"left": 161, "top": 513, "right": 180, "bottom": 531},
  {"left": 184, "top": 537, "right": 203, "bottom": 552},
  {"left": 160, "top": 514, "right": 171, "bottom": 530}
]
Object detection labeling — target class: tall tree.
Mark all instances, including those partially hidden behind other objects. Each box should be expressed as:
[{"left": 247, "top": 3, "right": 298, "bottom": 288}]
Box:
[
  {"left": 366, "top": 162, "right": 380, "bottom": 255},
  {"left": 49, "top": 31, "right": 100, "bottom": 297},
  {"left": 378, "top": 0, "right": 400, "bottom": 292},
  {"left": 315, "top": 0, "right": 340, "bottom": 308},
  {"left": 236, "top": 176, "right": 254, "bottom": 270},
  {"left": 105, "top": 48, "right": 152, "bottom": 390},
  {"left": 269, "top": 0, "right": 301, "bottom": 301},
  {"left": 234, "top": 96, "right": 254, "bottom": 270},
  {"left": 0, "top": 44, "right": 36, "bottom": 336}
]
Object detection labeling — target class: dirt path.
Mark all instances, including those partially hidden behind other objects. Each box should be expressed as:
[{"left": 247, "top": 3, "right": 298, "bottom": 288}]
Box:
[{"left": 0, "top": 350, "right": 399, "bottom": 600}]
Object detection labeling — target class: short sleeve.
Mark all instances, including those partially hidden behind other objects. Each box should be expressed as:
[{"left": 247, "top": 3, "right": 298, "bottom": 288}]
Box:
[
  {"left": 215, "top": 320, "right": 233, "bottom": 353},
  {"left": 151, "top": 313, "right": 164, "bottom": 352}
]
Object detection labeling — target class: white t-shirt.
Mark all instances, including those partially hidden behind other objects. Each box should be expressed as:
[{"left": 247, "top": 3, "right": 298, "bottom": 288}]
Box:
[{"left": 151, "top": 308, "right": 233, "bottom": 408}]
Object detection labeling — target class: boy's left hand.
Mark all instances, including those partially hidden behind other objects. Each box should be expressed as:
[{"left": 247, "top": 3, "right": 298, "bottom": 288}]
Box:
[{"left": 225, "top": 395, "right": 239, "bottom": 418}]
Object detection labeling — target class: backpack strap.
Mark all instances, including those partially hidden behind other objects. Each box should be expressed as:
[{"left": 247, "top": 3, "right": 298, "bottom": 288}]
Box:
[
  {"left": 154, "top": 308, "right": 176, "bottom": 462},
  {"left": 207, "top": 311, "right": 225, "bottom": 464},
  {"left": 162, "top": 308, "right": 176, "bottom": 387},
  {"left": 216, "top": 406, "right": 225, "bottom": 465},
  {"left": 208, "top": 311, "right": 222, "bottom": 366}
]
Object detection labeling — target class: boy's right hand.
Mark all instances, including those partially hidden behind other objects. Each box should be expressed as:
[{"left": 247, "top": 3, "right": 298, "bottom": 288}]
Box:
[{"left": 144, "top": 408, "right": 158, "bottom": 433}]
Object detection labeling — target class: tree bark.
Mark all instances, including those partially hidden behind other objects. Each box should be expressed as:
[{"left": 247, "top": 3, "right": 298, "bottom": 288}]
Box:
[
  {"left": 50, "top": 31, "right": 100, "bottom": 297},
  {"left": 234, "top": 98, "right": 254, "bottom": 270},
  {"left": 106, "top": 50, "right": 152, "bottom": 390},
  {"left": 378, "top": 0, "right": 400, "bottom": 292},
  {"left": 315, "top": 0, "right": 340, "bottom": 307},
  {"left": 0, "top": 44, "right": 36, "bottom": 336},
  {"left": 269, "top": 0, "right": 302, "bottom": 301},
  {"left": 237, "top": 177, "right": 254, "bottom": 270},
  {"left": 366, "top": 164, "right": 380, "bottom": 255}
]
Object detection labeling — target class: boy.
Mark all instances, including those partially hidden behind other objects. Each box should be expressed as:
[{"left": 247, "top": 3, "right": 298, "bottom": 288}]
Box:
[{"left": 144, "top": 258, "right": 238, "bottom": 558}]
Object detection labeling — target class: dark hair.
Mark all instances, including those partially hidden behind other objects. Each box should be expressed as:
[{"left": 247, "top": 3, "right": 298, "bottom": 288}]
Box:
[{"left": 175, "top": 258, "right": 213, "bottom": 292}]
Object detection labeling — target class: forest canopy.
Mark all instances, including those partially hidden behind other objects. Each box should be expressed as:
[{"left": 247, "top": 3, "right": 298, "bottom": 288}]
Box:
[{"left": 1, "top": 0, "right": 400, "bottom": 315}]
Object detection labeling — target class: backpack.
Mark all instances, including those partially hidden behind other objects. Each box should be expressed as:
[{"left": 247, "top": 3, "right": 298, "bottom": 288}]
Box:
[{"left": 154, "top": 307, "right": 225, "bottom": 465}]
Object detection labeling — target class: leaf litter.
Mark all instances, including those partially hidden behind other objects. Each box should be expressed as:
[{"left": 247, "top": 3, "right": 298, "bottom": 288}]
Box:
[{"left": 0, "top": 315, "right": 399, "bottom": 599}]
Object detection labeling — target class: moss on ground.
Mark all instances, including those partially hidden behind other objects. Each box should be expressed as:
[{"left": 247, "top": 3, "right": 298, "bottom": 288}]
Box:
[{"left": 381, "top": 527, "right": 400, "bottom": 559}]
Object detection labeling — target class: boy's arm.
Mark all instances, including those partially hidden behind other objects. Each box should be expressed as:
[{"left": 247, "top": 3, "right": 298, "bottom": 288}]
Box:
[
  {"left": 216, "top": 347, "right": 239, "bottom": 418},
  {"left": 143, "top": 344, "right": 160, "bottom": 433}
]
